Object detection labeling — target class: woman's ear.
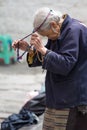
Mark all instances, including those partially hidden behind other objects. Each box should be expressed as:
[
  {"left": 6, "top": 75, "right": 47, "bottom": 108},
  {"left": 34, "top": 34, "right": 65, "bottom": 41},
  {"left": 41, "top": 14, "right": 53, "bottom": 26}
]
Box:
[
  {"left": 50, "top": 21, "right": 59, "bottom": 34},
  {"left": 50, "top": 21, "right": 57, "bottom": 29}
]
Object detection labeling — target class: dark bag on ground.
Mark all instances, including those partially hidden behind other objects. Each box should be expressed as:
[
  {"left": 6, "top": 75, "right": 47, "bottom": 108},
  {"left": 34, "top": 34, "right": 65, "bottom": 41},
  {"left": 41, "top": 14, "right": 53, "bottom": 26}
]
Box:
[
  {"left": 1, "top": 92, "right": 46, "bottom": 130},
  {"left": 1, "top": 109, "right": 39, "bottom": 130}
]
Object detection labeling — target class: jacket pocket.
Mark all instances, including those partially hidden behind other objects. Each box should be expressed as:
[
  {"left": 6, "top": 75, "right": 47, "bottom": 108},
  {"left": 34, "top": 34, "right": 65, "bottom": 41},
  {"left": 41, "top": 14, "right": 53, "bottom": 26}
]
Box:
[{"left": 53, "top": 80, "right": 79, "bottom": 106}]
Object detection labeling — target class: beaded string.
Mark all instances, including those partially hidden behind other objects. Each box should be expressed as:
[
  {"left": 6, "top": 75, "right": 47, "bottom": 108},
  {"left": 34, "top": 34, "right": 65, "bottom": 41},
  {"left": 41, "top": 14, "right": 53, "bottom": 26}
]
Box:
[
  {"left": 17, "top": 31, "right": 35, "bottom": 61},
  {"left": 17, "top": 10, "right": 52, "bottom": 62}
]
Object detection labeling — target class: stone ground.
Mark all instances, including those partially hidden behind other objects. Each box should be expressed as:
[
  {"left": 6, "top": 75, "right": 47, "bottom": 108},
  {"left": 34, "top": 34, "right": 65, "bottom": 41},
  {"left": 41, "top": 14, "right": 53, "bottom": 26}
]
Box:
[
  {"left": 0, "top": 62, "right": 45, "bottom": 130},
  {"left": 0, "top": 0, "right": 87, "bottom": 130}
]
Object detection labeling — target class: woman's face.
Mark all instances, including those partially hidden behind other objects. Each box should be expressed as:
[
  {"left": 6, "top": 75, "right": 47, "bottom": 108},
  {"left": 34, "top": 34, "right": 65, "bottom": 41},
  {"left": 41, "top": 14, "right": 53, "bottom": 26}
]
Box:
[{"left": 38, "top": 22, "right": 61, "bottom": 40}]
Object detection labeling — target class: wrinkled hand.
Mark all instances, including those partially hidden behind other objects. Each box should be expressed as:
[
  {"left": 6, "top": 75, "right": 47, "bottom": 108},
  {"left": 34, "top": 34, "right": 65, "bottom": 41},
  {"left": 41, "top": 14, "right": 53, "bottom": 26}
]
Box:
[
  {"left": 12, "top": 40, "right": 29, "bottom": 51},
  {"left": 30, "top": 32, "right": 47, "bottom": 55}
]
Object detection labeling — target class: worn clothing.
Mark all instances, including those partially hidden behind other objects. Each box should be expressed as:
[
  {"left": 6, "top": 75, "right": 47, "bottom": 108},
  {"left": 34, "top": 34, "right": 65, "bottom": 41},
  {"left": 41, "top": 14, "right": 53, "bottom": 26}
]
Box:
[
  {"left": 27, "top": 15, "right": 87, "bottom": 109},
  {"left": 42, "top": 107, "right": 87, "bottom": 130},
  {"left": 43, "top": 108, "right": 70, "bottom": 130},
  {"left": 66, "top": 107, "right": 87, "bottom": 130}
]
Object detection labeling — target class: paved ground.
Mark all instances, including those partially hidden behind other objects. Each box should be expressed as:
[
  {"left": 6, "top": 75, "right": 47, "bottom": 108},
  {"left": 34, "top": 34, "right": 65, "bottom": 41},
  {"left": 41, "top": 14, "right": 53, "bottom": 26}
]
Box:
[{"left": 0, "top": 62, "right": 45, "bottom": 130}]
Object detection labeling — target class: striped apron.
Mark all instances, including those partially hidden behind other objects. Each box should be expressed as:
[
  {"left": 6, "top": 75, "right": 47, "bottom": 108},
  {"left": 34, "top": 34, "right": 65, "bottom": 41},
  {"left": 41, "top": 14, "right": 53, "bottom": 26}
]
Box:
[{"left": 42, "top": 108, "right": 70, "bottom": 130}]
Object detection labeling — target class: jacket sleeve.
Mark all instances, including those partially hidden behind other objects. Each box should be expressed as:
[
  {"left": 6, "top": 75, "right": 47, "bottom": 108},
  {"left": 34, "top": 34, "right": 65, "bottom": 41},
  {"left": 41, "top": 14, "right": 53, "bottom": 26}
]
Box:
[
  {"left": 27, "top": 51, "right": 42, "bottom": 67},
  {"left": 42, "top": 27, "right": 80, "bottom": 76}
]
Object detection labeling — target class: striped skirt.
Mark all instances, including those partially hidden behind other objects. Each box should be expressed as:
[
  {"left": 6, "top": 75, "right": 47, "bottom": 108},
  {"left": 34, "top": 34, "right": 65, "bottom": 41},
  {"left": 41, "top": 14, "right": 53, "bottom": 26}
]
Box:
[{"left": 42, "top": 108, "right": 70, "bottom": 130}]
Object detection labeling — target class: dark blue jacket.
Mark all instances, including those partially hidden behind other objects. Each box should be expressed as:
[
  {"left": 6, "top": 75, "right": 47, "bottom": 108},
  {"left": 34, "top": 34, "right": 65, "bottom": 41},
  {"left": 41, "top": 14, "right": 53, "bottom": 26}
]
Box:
[{"left": 27, "top": 15, "right": 87, "bottom": 109}]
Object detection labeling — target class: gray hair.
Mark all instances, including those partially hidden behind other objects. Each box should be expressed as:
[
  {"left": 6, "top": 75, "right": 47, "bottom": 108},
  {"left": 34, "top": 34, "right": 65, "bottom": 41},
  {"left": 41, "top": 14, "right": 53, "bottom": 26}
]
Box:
[{"left": 33, "top": 7, "right": 63, "bottom": 31}]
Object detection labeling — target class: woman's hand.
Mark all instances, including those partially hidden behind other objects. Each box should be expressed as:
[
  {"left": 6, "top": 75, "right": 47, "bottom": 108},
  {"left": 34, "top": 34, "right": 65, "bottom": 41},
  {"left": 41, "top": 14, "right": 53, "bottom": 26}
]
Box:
[
  {"left": 30, "top": 32, "right": 47, "bottom": 55},
  {"left": 12, "top": 40, "right": 29, "bottom": 51}
]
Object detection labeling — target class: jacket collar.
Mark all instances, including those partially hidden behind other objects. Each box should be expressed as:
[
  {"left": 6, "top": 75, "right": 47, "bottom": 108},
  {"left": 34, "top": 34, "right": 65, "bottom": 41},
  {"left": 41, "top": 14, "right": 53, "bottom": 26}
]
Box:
[{"left": 60, "top": 14, "right": 72, "bottom": 33}]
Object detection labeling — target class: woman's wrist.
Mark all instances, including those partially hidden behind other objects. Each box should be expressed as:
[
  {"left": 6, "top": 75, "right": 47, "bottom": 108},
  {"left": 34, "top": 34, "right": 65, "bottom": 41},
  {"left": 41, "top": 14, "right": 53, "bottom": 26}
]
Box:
[
  {"left": 40, "top": 48, "right": 48, "bottom": 56},
  {"left": 41, "top": 47, "right": 51, "bottom": 56}
]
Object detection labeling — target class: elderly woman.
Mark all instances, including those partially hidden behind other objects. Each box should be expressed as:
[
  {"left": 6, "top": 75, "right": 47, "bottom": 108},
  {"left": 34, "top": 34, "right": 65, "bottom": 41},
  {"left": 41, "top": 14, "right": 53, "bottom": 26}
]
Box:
[{"left": 12, "top": 7, "right": 87, "bottom": 130}]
